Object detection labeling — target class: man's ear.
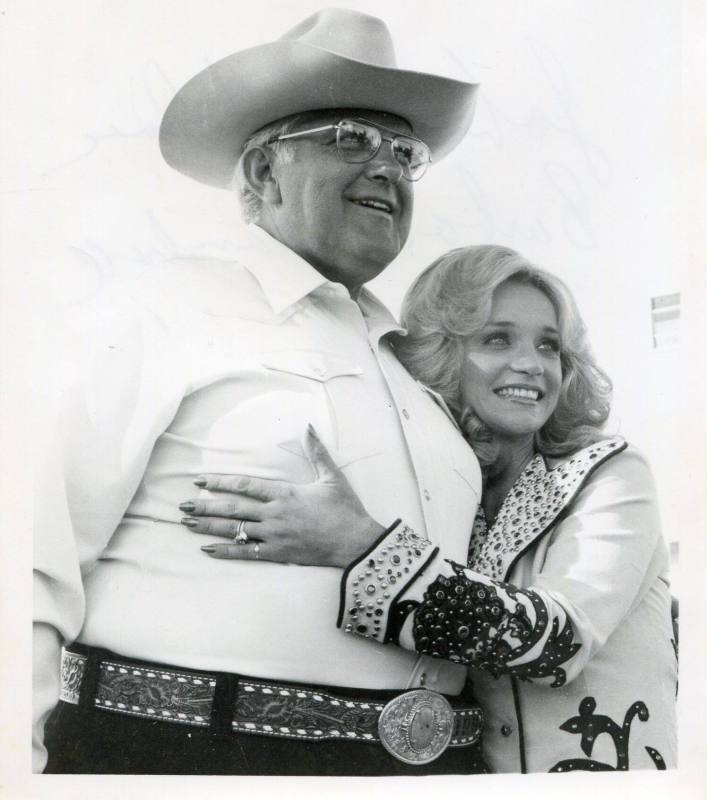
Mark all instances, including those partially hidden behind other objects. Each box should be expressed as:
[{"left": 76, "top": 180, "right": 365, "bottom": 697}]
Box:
[{"left": 241, "top": 146, "right": 282, "bottom": 206}]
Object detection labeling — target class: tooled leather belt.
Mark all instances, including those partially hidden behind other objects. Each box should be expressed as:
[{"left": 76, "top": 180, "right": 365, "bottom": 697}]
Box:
[{"left": 60, "top": 647, "right": 483, "bottom": 765}]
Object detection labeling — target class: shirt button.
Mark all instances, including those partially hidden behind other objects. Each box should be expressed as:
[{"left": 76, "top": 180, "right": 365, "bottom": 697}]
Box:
[
  {"left": 500, "top": 725, "right": 512, "bottom": 737},
  {"left": 402, "top": 409, "right": 410, "bottom": 419},
  {"left": 423, "top": 489, "right": 431, "bottom": 501}
]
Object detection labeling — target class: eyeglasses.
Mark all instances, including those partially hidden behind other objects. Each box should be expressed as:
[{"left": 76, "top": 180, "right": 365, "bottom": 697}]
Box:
[{"left": 270, "top": 118, "right": 432, "bottom": 182}]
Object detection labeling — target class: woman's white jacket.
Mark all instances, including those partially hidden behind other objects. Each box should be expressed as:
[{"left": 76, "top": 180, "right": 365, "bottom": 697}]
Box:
[{"left": 340, "top": 437, "right": 678, "bottom": 773}]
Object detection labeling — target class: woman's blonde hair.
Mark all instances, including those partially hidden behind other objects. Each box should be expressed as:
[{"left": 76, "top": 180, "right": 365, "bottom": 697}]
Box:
[{"left": 394, "top": 245, "right": 612, "bottom": 468}]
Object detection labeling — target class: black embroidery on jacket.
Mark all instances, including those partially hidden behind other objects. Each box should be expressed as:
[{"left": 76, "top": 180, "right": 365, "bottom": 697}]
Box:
[
  {"left": 410, "top": 563, "right": 580, "bottom": 686},
  {"left": 549, "top": 696, "right": 666, "bottom": 772}
]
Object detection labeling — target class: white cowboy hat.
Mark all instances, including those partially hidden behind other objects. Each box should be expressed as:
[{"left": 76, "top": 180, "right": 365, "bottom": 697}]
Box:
[{"left": 159, "top": 8, "right": 479, "bottom": 189}]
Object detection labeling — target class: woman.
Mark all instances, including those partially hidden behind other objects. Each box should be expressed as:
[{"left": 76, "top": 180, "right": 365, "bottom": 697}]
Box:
[{"left": 180, "top": 245, "right": 678, "bottom": 773}]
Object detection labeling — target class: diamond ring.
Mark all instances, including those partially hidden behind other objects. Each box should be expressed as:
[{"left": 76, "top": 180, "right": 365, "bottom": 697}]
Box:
[{"left": 233, "top": 519, "right": 248, "bottom": 544}]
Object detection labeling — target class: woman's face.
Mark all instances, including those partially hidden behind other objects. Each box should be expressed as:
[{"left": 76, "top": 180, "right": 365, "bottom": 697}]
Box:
[{"left": 459, "top": 280, "right": 563, "bottom": 443}]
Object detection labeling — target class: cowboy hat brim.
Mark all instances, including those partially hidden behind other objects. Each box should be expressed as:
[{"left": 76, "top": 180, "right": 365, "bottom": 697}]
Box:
[{"left": 159, "top": 41, "right": 478, "bottom": 189}]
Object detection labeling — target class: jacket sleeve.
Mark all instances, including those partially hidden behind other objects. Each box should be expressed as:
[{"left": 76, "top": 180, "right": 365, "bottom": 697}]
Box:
[
  {"left": 338, "top": 448, "right": 667, "bottom": 689},
  {"left": 32, "top": 297, "right": 182, "bottom": 772}
]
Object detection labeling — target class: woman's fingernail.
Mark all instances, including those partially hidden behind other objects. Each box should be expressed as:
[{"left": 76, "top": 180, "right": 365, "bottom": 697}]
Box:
[
  {"left": 181, "top": 517, "right": 199, "bottom": 528},
  {"left": 194, "top": 476, "right": 207, "bottom": 488},
  {"left": 200, "top": 545, "right": 216, "bottom": 554},
  {"left": 178, "top": 502, "right": 195, "bottom": 513}
]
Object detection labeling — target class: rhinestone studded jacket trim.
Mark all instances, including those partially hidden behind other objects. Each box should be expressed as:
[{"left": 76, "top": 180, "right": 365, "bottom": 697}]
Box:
[
  {"left": 341, "top": 438, "right": 626, "bottom": 688},
  {"left": 339, "top": 520, "right": 437, "bottom": 644},
  {"left": 411, "top": 439, "right": 626, "bottom": 684},
  {"left": 468, "top": 437, "right": 626, "bottom": 582}
]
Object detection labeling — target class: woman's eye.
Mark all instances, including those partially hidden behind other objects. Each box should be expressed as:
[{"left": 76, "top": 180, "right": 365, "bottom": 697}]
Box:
[
  {"left": 538, "top": 338, "right": 561, "bottom": 353},
  {"left": 482, "top": 334, "right": 509, "bottom": 346}
]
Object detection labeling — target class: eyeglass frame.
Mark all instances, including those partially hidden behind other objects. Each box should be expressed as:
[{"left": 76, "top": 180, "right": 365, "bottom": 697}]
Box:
[{"left": 267, "top": 117, "right": 432, "bottom": 182}]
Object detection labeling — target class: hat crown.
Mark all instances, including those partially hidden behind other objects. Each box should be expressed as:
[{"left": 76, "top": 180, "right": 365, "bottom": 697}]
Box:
[
  {"left": 160, "top": 9, "right": 478, "bottom": 189},
  {"left": 278, "top": 8, "right": 397, "bottom": 68}
]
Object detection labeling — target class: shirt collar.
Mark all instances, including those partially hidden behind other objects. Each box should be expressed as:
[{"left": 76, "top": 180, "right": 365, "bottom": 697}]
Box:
[
  {"left": 238, "top": 224, "right": 330, "bottom": 315},
  {"left": 357, "top": 287, "right": 405, "bottom": 339},
  {"left": 238, "top": 225, "right": 404, "bottom": 337}
]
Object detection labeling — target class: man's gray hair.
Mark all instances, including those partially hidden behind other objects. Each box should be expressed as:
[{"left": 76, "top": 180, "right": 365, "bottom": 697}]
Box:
[
  {"left": 233, "top": 112, "right": 323, "bottom": 224},
  {"left": 234, "top": 109, "right": 354, "bottom": 223}
]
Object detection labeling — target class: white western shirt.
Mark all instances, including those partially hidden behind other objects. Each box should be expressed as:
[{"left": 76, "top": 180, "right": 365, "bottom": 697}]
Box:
[{"left": 33, "top": 225, "right": 481, "bottom": 771}]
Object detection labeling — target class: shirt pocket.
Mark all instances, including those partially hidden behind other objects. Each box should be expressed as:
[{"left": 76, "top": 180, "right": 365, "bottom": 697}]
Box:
[
  {"left": 260, "top": 350, "right": 363, "bottom": 383},
  {"left": 260, "top": 350, "right": 380, "bottom": 469}
]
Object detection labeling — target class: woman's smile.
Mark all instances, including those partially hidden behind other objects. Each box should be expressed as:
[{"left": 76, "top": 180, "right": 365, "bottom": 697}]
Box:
[
  {"left": 494, "top": 385, "right": 545, "bottom": 403},
  {"left": 460, "top": 280, "right": 563, "bottom": 442}
]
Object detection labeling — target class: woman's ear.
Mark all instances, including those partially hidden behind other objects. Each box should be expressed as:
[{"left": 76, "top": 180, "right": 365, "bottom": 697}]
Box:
[{"left": 241, "top": 146, "right": 281, "bottom": 206}]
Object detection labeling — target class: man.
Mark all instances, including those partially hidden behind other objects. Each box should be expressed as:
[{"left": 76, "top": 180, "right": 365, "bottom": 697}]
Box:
[{"left": 34, "top": 8, "right": 483, "bottom": 775}]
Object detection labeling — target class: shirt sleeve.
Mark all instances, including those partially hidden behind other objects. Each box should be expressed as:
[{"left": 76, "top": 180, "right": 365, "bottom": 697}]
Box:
[
  {"left": 32, "top": 296, "right": 183, "bottom": 772},
  {"left": 338, "top": 448, "right": 666, "bottom": 690}
]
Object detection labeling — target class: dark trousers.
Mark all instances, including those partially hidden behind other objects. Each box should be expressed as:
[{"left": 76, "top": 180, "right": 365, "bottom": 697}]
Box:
[{"left": 44, "top": 700, "right": 489, "bottom": 775}]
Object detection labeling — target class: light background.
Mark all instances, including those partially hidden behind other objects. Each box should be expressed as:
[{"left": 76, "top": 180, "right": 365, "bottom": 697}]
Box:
[{"left": 1, "top": 0, "right": 705, "bottom": 798}]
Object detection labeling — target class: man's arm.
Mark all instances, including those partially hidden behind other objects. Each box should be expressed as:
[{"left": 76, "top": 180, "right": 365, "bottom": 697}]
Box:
[{"left": 32, "top": 297, "right": 182, "bottom": 771}]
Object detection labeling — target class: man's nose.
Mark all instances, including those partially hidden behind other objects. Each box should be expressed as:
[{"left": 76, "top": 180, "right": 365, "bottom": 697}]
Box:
[{"left": 364, "top": 141, "right": 404, "bottom": 184}]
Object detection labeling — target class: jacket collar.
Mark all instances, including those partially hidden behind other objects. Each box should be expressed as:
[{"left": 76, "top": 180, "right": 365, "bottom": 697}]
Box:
[{"left": 468, "top": 437, "right": 627, "bottom": 581}]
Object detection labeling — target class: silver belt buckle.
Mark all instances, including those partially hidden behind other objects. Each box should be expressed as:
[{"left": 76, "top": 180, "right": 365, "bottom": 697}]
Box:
[{"left": 378, "top": 689, "right": 454, "bottom": 765}]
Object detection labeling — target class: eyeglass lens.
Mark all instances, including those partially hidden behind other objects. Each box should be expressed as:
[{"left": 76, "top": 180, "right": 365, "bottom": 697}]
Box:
[{"left": 336, "top": 120, "right": 429, "bottom": 181}]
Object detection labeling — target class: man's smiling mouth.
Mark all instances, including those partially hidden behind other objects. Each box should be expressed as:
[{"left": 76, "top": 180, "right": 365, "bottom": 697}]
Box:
[{"left": 350, "top": 198, "right": 393, "bottom": 214}]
